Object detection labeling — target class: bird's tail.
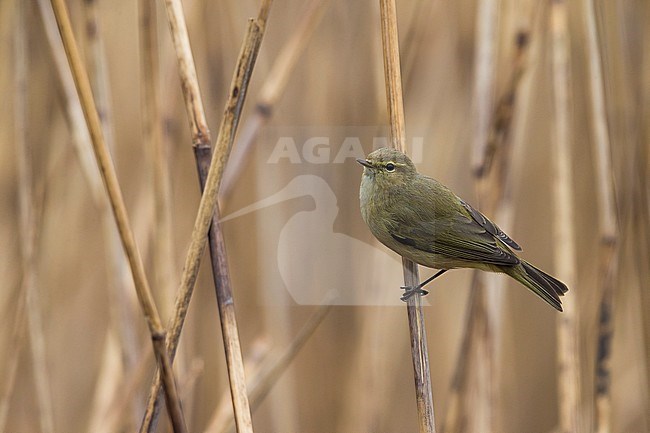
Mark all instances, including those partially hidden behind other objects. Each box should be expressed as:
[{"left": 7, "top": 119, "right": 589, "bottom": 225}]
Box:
[{"left": 506, "top": 260, "right": 569, "bottom": 312}]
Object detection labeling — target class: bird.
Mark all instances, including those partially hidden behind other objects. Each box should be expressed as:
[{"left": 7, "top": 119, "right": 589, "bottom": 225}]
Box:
[{"left": 357, "top": 147, "right": 568, "bottom": 311}]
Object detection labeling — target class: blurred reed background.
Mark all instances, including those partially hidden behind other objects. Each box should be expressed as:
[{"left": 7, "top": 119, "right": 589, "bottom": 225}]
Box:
[{"left": 1, "top": 0, "right": 648, "bottom": 432}]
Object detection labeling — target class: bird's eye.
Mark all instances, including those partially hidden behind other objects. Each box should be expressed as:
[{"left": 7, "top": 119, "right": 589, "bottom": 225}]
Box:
[{"left": 385, "top": 162, "right": 396, "bottom": 172}]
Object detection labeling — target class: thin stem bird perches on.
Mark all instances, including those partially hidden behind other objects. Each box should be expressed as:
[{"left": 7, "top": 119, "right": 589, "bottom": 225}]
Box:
[
  {"left": 139, "top": 1, "right": 272, "bottom": 432},
  {"left": 48, "top": 0, "right": 187, "bottom": 431},
  {"left": 378, "top": 1, "right": 436, "bottom": 432}
]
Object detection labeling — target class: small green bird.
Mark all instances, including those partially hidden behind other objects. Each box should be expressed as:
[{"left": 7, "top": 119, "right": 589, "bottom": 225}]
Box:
[{"left": 357, "top": 147, "right": 568, "bottom": 311}]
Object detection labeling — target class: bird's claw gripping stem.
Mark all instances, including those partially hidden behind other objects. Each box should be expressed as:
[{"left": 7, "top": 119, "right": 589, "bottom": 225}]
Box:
[{"left": 400, "top": 285, "right": 429, "bottom": 302}]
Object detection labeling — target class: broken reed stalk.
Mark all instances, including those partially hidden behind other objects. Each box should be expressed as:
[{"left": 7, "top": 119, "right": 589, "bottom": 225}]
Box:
[
  {"left": 48, "top": 1, "right": 187, "bottom": 431},
  {"left": 378, "top": 0, "right": 436, "bottom": 431},
  {"left": 582, "top": 1, "right": 619, "bottom": 432},
  {"left": 549, "top": 2, "right": 581, "bottom": 432},
  {"left": 140, "top": 1, "right": 272, "bottom": 432},
  {"left": 220, "top": 0, "right": 329, "bottom": 199}
]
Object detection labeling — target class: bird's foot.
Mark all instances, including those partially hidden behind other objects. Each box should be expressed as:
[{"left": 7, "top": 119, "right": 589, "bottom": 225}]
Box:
[{"left": 400, "top": 285, "right": 429, "bottom": 302}]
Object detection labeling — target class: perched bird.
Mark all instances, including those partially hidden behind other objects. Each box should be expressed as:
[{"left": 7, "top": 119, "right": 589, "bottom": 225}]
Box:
[{"left": 357, "top": 147, "right": 568, "bottom": 311}]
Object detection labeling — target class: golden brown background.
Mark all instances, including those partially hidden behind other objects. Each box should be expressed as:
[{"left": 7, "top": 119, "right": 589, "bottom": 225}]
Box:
[{"left": 0, "top": 0, "right": 648, "bottom": 432}]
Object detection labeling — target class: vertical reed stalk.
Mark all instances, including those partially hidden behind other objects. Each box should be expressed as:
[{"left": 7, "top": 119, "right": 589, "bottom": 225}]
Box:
[
  {"left": 48, "top": 0, "right": 187, "bottom": 430},
  {"left": 639, "top": 36, "right": 650, "bottom": 425},
  {"left": 379, "top": 0, "right": 436, "bottom": 431},
  {"left": 549, "top": 2, "right": 581, "bottom": 432},
  {"left": 138, "top": 0, "right": 177, "bottom": 320},
  {"left": 442, "top": 21, "right": 534, "bottom": 433},
  {"left": 140, "top": 1, "right": 272, "bottom": 431},
  {"left": 457, "top": 1, "right": 500, "bottom": 431},
  {"left": 583, "top": 1, "right": 619, "bottom": 432},
  {"left": 471, "top": 0, "right": 498, "bottom": 176}
]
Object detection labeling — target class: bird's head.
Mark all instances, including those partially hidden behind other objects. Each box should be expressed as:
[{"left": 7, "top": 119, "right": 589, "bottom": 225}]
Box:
[{"left": 356, "top": 147, "right": 417, "bottom": 187}]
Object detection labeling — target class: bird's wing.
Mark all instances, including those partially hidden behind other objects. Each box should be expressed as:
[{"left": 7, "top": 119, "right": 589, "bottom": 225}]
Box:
[
  {"left": 458, "top": 199, "right": 522, "bottom": 251},
  {"left": 391, "top": 213, "right": 520, "bottom": 266}
]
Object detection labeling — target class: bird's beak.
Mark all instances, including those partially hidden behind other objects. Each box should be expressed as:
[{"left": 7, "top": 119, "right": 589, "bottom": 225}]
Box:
[{"left": 356, "top": 158, "right": 373, "bottom": 169}]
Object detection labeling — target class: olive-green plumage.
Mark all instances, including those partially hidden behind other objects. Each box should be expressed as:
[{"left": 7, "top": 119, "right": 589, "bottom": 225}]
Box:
[{"left": 357, "top": 147, "right": 568, "bottom": 311}]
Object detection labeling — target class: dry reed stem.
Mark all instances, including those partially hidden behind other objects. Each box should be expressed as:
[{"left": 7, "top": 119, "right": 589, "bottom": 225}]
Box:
[
  {"left": 471, "top": 0, "right": 499, "bottom": 177},
  {"left": 442, "top": 23, "right": 534, "bottom": 433},
  {"left": 14, "top": 3, "right": 55, "bottom": 431},
  {"left": 223, "top": 3, "right": 329, "bottom": 426},
  {"left": 35, "top": 0, "right": 103, "bottom": 202},
  {"left": 583, "top": 1, "right": 619, "bottom": 432},
  {"left": 638, "top": 84, "right": 650, "bottom": 428},
  {"left": 48, "top": 1, "right": 187, "bottom": 431},
  {"left": 162, "top": 12, "right": 269, "bottom": 364},
  {"left": 140, "top": 2, "right": 272, "bottom": 431},
  {"left": 193, "top": 147, "right": 255, "bottom": 433},
  {"left": 549, "top": 2, "right": 581, "bottom": 432},
  {"left": 459, "top": 1, "right": 500, "bottom": 431},
  {"left": 136, "top": 0, "right": 211, "bottom": 426},
  {"left": 636, "top": 176, "right": 650, "bottom": 425},
  {"left": 83, "top": 0, "right": 117, "bottom": 153},
  {"left": 161, "top": 0, "right": 210, "bottom": 148},
  {"left": 221, "top": 0, "right": 329, "bottom": 199},
  {"left": 207, "top": 338, "right": 270, "bottom": 433},
  {"left": 139, "top": 0, "right": 177, "bottom": 320},
  {"left": 207, "top": 304, "right": 332, "bottom": 433},
  {"left": 379, "top": 0, "right": 436, "bottom": 431}
]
